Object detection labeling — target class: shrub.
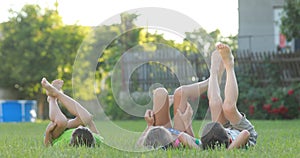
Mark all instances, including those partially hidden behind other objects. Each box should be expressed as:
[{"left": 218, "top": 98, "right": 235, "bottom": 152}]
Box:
[{"left": 245, "top": 84, "right": 300, "bottom": 120}]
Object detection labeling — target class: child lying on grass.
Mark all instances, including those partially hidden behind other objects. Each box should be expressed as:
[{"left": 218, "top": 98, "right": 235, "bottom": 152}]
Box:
[
  {"left": 137, "top": 42, "right": 257, "bottom": 150},
  {"left": 177, "top": 43, "right": 258, "bottom": 150},
  {"left": 42, "top": 78, "right": 103, "bottom": 147}
]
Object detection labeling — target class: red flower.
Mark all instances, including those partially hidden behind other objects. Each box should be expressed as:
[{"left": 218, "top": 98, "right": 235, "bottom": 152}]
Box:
[
  {"left": 248, "top": 105, "right": 255, "bottom": 115},
  {"left": 270, "top": 108, "right": 280, "bottom": 114},
  {"left": 201, "top": 94, "right": 207, "bottom": 99},
  {"left": 271, "top": 97, "right": 279, "bottom": 102},
  {"left": 278, "top": 105, "right": 288, "bottom": 115},
  {"left": 287, "top": 89, "right": 294, "bottom": 95},
  {"left": 263, "top": 104, "right": 272, "bottom": 112}
]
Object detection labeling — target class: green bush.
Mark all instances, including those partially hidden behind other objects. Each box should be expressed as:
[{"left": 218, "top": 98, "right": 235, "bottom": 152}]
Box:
[
  {"left": 236, "top": 67, "right": 300, "bottom": 120},
  {"left": 247, "top": 84, "right": 300, "bottom": 120},
  {"left": 235, "top": 54, "right": 300, "bottom": 120}
]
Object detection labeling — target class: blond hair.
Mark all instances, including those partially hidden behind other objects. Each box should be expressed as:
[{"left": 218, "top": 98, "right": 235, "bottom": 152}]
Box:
[{"left": 143, "top": 126, "right": 173, "bottom": 149}]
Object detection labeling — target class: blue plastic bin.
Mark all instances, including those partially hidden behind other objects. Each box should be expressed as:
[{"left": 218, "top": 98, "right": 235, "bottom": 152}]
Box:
[{"left": 0, "top": 100, "right": 37, "bottom": 122}]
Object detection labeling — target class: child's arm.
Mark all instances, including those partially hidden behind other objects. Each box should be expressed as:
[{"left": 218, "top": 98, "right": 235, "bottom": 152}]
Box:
[
  {"left": 176, "top": 103, "right": 194, "bottom": 136},
  {"left": 44, "top": 122, "right": 57, "bottom": 147},
  {"left": 228, "top": 130, "right": 250, "bottom": 149},
  {"left": 178, "top": 132, "right": 200, "bottom": 149}
]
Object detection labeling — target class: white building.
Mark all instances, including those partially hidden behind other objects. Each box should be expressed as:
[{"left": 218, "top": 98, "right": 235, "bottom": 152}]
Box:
[{"left": 238, "top": 0, "right": 299, "bottom": 52}]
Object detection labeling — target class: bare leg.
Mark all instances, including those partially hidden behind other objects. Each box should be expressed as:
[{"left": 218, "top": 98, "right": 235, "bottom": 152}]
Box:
[
  {"left": 41, "top": 78, "right": 97, "bottom": 133},
  {"left": 47, "top": 79, "right": 64, "bottom": 102},
  {"left": 173, "top": 80, "right": 209, "bottom": 136},
  {"left": 174, "top": 79, "right": 209, "bottom": 113},
  {"left": 173, "top": 49, "right": 226, "bottom": 134},
  {"left": 173, "top": 79, "right": 209, "bottom": 118},
  {"left": 207, "top": 49, "right": 228, "bottom": 124},
  {"left": 152, "top": 87, "right": 172, "bottom": 128},
  {"left": 47, "top": 79, "right": 67, "bottom": 139},
  {"left": 216, "top": 43, "right": 242, "bottom": 124}
]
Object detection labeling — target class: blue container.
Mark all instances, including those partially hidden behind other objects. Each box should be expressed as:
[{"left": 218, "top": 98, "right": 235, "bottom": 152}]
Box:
[{"left": 0, "top": 100, "right": 37, "bottom": 122}]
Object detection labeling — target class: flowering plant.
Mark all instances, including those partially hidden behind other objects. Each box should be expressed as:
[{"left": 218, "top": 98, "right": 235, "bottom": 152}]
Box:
[{"left": 248, "top": 84, "right": 300, "bottom": 119}]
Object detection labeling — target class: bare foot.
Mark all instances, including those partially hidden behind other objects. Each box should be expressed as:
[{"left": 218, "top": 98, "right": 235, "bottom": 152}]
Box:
[
  {"left": 46, "top": 79, "right": 64, "bottom": 102},
  {"left": 41, "top": 78, "right": 60, "bottom": 97},
  {"left": 216, "top": 42, "right": 234, "bottom": 69},
  {"left": 210, "top": 50, "right": 225, "bottom": 83},
  {"left": 51, "top": 79, "right": 64, "bottom": 91}
]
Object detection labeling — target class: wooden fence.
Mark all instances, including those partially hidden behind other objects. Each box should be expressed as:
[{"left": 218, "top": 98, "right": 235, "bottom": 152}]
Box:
[
  {"left": 121, "top": 50, "right": 300, "bottom": 92},
  {"left": 121, "top": 49, "right": 210, "bottom": 92},
  {"left": 235, "top": 50, "right": 300, "bottom": 86}
]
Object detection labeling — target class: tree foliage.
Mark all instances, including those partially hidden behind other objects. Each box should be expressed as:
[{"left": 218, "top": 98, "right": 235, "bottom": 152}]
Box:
[
  {"left": 281, "top": 0, "right": 300, "bottom": 41},
  {"left": 0, "top": 4, "right": 88, "bottom": 97},
  {"left": 0, "top": 4, "right": 89, "bottom": 118}
]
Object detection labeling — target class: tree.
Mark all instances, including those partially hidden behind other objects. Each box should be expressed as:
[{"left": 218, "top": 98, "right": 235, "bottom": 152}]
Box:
[
  {"left": 280, "top": 0, "right": 300, "bottom": 41},
  {"left": 93, "top": 13, "right": 142, "bottom": 119},
  {"left": 0, "top": 4, "right": 89, "bottom": 118}
]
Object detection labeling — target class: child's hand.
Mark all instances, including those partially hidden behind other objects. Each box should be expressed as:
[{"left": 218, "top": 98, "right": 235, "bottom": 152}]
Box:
[
  {"left": 144, "top": 109, "right": 155, "bottom": 126},
  {"left": 184, "top": 103, "right": 193, "bottom": 119},
  {"left": 178, "top": 132, "right": 200, "bottom": 149},
  {"left": 177, "top": 103, "right": 193, "bottom": 128}
]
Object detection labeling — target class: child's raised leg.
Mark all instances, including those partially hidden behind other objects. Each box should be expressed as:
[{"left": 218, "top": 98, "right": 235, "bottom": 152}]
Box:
[
  {"left": 41, "top": 78, "right": 98, "bottom": 133},
  {"left": 216, "top": 43, "right": 242, "bottom": 124},
  {"left": 152, "top": 87, "right": 172, "bottom": 128},
  {"left": 207, "top": 49, "right": 228, "bottom": 125},
  {"left": 173, "top": 49, "right": 227, "bottom": 134},
  {"left": 173, "top": 80, "right": 209, "bottom": 136},
  {"left": 46, "top": 80, "right": 68, "bottom": 139}
]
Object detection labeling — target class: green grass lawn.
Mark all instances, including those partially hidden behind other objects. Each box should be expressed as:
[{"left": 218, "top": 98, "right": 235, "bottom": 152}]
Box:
[{"left": 0, "top": 120, "right": 299, "bottom": 158}]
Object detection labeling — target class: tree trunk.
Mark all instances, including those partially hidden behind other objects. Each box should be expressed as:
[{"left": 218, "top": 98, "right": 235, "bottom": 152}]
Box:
[{"left": 37, "top": 93, "right": 46, "bottom": 119}]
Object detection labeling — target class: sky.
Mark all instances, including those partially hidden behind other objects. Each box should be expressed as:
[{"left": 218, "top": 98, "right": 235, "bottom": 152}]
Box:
[{"left": 0, "top": 0, "right": 239, "bottom": 37}]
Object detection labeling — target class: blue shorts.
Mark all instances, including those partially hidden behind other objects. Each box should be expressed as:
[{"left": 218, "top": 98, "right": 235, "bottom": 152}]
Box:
[{"left": 167, "top": 128, "right": 181, "bottom": 135}]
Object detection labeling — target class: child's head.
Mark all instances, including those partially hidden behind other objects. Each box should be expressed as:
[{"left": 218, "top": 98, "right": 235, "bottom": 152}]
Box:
[
  {"left": 70, "top": 126, "right": 95, "bottom": 147},
  {"left": 201, "top": 122, "right": 230, "bottom": 149},
  {"left": 143, "top": 126, "right": 173, "bottom": 149}
]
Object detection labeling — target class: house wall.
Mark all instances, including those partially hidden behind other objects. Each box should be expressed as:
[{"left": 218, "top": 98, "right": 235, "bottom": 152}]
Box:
[{"left": 238, "top": 0, "right": 285, "bottom": 52}]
